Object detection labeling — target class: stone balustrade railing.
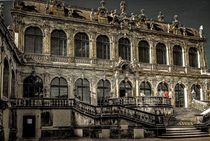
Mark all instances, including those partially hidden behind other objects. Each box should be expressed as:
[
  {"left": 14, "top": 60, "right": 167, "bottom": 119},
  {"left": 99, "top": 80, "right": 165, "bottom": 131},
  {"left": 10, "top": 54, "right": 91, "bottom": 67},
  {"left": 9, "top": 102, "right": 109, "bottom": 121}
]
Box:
[
  {"left": 108, "top": 96, "right": 171, "bottom": 106},
  {"left": 192, "top": 99, "right": 209, "bottom": 111},
  {"left": 11, "top": 98, "right": 165, "bottom": 127},
  {"left": 11, "top": 98, "right": 74, "bottom": 108}
]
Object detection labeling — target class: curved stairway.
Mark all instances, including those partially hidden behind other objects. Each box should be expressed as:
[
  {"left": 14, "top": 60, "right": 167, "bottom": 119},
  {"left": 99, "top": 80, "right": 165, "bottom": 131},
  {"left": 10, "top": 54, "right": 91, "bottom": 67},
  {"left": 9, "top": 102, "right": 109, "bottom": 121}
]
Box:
[
  {"left": 159, "top": 107, "right": 210, "bottom": 138},
  {"left": 159, "top": 127, "right": 209, "bottom": 138}
]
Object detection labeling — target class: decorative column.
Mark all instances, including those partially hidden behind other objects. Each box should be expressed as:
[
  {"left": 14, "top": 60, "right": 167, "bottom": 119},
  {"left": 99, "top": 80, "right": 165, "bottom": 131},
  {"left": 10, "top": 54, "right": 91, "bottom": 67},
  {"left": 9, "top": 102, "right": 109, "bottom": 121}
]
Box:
[
  {"left": 184, "top": 45, "right": 189, "bottom": 73},
  {"left": 89, "top": 32, "right": 97, "bottom": 59},
  {"left": 167, "top": 43, "right": 173, "bottom": 72},
  {"left": 69, "top": 77, "right": 75, "bottom": 98},
  {"left": 43, "top": 73, "right": 50, "bottom": 98},
  {"left": 114, "top": 71, "right": 120, "bottom": 98},
  {"left": 43, "top": 26, "right": 51, "bottom": 55},
  {"left": 90, "top": 76, "right": 97, "bottom": 105},
  {"left": 111, "top": 35, "right": 117, "bottom": 61},
  {"left": 67, "top": 30, "right": 74, "bottom": 58},
  {"left": 151, "top": 42, "right": 156, "bottom": 71},
  {"left": 131, "top": 37, "right": 138, "bottom": 62},
  {"left": 135, "top": 77, "right": 139, "bottom": 97}
]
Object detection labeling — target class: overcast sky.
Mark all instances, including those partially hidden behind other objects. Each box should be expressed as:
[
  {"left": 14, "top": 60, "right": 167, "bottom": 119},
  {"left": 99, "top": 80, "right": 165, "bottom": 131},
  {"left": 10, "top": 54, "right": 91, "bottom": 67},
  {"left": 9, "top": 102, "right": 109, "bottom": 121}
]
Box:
[{"left": 2, "top": 0, "right": 210, "bottom": 68}]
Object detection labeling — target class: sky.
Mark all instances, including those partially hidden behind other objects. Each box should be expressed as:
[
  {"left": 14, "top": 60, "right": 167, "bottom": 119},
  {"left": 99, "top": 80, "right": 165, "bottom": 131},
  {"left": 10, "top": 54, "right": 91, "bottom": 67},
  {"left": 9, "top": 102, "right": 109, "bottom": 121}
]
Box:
[{"left": 1, "top": 0, "right": 210, "bottom": 69}]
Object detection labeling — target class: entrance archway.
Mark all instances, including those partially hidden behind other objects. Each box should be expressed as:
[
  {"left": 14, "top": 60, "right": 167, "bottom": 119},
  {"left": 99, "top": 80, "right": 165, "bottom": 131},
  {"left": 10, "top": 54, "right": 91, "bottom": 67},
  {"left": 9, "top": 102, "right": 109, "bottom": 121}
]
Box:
[
  {"left": 191, "top": 84, "right": 201, "bottom": 100},
  {"left": 119, "top": 80, "right": 132, "bottom": 97},
  {"left": 97, "top": 79, "right": 111, "bottom": 106},
  {"left": 175, "top": 84, "right": 185, "bottom": 107}
]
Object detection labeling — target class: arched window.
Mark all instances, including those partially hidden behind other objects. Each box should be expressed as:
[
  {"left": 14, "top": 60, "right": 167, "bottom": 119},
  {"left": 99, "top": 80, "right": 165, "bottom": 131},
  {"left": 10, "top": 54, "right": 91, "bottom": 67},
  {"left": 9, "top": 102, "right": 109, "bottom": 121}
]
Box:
[
  {"left": 175, "top": 84, "right": 185, "bottom": 107},
  {"left": 189, "top": 47, "right": 198, "bottom": 67},
  {"left": 24, "top": 26, "right": 43, "bottom": 54},
  {"left": 173, "top": 45, "right": 183, "bottom": 66},
  {"left": 139, "top": 40, "right": 150, "bottom": 63},
  {"left": 191, "top": 84, "right": 201, "bottom": 100},
  {"left": 23, "top": 73, "right": 43, "bottom": 98},
  {"left": 156, "top": 43, "right": 167, "bottom": 64},
  {"left": 140, "top": 81, "right": 151, "bottom": 96},
  {"left": 75, "top": 78, "right": 90, "bottom": 104},
  {"left": 51, "top": 30, "right": 67, "bottom": 56},
  {"left": 118, "top": 38, "right": 131, "bottom": 61},
  {"left": 74, "top": 32, "right": 89, "bottom": 58},
  {"left": 119, "top": 80, "right": 132, "bottom": 97},
  {"left": 3, "top": 59, "right": 9, "bottom": 98},
  {"left": 96, "top": 35, "right": 110, "bottom": 59},
  {"left": 11, "top": 71, "right": 16, "bottom": 98},
  {"left": 97, "top": 79, "right": 111, "bottom": 105},
  {"left": 50, "top": 77, "right": 68, "bottom": 98},
  {"left": 157, "top": 82, "right": 168, "bottom": 96}
]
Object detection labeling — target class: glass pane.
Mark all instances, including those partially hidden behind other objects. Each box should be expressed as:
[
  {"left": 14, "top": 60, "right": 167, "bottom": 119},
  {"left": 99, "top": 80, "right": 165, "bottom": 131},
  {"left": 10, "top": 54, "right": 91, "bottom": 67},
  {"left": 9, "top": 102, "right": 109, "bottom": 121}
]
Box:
[
  {"left": 60, "top": 88, "right": 68, "bottom": 98},
  {"left": 51, "top": 87, "right": 59, "bottom": 98}
]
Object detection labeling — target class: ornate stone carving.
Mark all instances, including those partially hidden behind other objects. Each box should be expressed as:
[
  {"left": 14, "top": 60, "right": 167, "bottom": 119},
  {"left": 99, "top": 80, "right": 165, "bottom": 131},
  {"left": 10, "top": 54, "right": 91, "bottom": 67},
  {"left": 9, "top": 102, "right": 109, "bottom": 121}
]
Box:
[{"left": 157, "top": 11, "right": 164, "bottom": 22}]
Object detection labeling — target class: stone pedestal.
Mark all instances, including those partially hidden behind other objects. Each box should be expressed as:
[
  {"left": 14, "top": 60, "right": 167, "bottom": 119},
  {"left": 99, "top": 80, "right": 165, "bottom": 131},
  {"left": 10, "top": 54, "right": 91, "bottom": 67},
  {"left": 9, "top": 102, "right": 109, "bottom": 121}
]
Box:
[
  {"left": 133, "top": 128, "right": 144, "bottom": 139},
  {"left": 101, "top": 129, "right": 110, "bottom": 138},
  {"left": 74, "top": 129, "right": 83, "bottom": 137}
]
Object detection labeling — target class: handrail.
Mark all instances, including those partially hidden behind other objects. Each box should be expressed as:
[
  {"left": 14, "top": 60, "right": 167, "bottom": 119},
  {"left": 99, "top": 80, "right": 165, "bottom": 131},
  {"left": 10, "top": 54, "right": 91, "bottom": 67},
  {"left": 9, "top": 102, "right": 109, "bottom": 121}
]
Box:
[
  {"left": 192, "top": 99, "right": 209, "bottom": 111},
  {"left": 11, "top": 98, "right": 165, "bottom": 127},
  {"left": 11, "top": 98, "right": 75, "bottom": 108},
  {"left": 108, "top": 96, "right": 171, "bottom": 106},
  {"left": 74, "top": 99, "right": 164, "bottom": 127}
]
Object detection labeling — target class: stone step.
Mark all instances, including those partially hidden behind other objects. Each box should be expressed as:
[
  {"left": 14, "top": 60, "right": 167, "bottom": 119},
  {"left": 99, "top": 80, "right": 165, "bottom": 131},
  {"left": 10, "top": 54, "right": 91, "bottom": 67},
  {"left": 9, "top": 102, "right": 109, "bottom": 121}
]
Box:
[
  {"left": 159, "top": 134, "right": 210, "bottom": 138},
  {"left": 166, "top": 127, "right": 196, "bottom": 131},
  {"left": 163, "top": 131, "right": 206, "bottom": 135},
  {"left": 166, "top": 130, "right": 201, "bottom": 133},
  {"left": 159, "top": 127, "right": 210, "bottom": 138}
]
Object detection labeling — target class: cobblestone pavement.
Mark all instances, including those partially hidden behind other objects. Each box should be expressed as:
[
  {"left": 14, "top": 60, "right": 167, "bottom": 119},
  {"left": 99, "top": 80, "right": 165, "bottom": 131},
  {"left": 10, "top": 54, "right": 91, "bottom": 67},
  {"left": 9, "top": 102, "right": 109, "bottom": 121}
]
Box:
[{"left": 42, "top": 137, "right": 210, "bottom": 141}]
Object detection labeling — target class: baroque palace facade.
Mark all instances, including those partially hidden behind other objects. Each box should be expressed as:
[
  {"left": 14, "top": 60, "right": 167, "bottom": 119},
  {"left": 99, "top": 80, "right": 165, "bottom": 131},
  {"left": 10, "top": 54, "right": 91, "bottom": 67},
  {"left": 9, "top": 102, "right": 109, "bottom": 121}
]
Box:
[{"left": 1, "top": 0, "right": 210, "bottom": 140}]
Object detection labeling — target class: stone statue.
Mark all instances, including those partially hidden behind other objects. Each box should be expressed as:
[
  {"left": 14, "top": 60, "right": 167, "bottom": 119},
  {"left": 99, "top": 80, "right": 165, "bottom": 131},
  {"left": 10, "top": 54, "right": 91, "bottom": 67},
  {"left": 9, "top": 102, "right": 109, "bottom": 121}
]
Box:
[
  {"left": 98, "top": 0, "right": 107, "bottom": 17},
  {"left": 0, "top": 3, "right": 4, "bottom": 18},
  {"left": 173, "top": 15, "right": 179, "bottom": 24},
  {"left": 120, "top": 0, "right": 126, "bottom": 15},
  {"left": 139, "top": 9, "right": 146, "bottom": 22},
  {"left": 100, "top": 0, "right": 105, "bottom": 8},
  {"left": 130, "top": 13, "right": 135, "bottom": 21},
  {"left": 157, "top": 11, "right": 164, "bottom": 22},
  {"left": 199, "top": 25, "right": 203, "bottom": 38},
  {"left": 90, "top": 8, "right": 95, "bottom": 21}
]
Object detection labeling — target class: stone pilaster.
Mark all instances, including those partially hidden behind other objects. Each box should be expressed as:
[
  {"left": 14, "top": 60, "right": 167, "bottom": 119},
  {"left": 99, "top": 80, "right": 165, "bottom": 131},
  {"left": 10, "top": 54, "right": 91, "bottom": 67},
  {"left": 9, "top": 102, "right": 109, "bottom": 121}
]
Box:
[
  {"left": 90, "top": 32, "right": 97, "bottom": 59},
  {"left": 43, "top": 26, "right": 51, "bottom": 55},
  {"left": 67, "top": 30, "right": 74, "bottom": 57},
  {"left": 111, "top": 35, "right": 117, "bottom": 60},
  {"left": 131, "top": 37, "right": 138, "bottom": 62},
  {"left": 151, "top": 42, "right": 156, "bottom": 64}
]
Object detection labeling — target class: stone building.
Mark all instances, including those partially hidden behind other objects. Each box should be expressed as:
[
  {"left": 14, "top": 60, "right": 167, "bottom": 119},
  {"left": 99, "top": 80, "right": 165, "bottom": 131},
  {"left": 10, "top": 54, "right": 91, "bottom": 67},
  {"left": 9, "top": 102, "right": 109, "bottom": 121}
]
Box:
[{"left": 0, "top": 0, "right": 210, "bottom": 140}]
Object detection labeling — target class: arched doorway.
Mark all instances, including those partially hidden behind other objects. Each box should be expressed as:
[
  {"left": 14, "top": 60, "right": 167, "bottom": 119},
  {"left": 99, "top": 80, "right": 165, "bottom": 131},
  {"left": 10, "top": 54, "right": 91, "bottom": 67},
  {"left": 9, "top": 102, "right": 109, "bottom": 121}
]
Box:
[
  {"left": 157, "top": 82, "right": 168, "bottom": 96},
  {"left": 3, "top": 59, "right": 9, "bottom": 98},
  {"left": 119, "top": 80, "right": 132, "bottom": 97},
  {"left": 97, "top": 79, "right": 111, "bottom": 106},
  {"left": 11, "top": 71, "right": 16, "bottom": 98},
  {"left": 175, "top": 84, "right": 185, "bottom": 107},
  {"left": 191, "top": 84, "right": 201, "bottom": 100},
  {"left": 75, "top": 78, "right": 91, "bottom": 104},
  {"left": 23, "top": 73, "right": 43, "bottom": 98},
  {"left": 140, "top": 81, "right": 151, "bottom": 96}
]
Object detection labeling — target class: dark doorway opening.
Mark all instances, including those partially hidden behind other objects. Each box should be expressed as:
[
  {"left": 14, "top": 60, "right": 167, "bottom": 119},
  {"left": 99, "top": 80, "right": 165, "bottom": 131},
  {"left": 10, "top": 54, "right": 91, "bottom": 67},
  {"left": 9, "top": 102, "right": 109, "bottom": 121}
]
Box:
[{"left": 22, "top": 115, "right": 36, "bottom": 138}]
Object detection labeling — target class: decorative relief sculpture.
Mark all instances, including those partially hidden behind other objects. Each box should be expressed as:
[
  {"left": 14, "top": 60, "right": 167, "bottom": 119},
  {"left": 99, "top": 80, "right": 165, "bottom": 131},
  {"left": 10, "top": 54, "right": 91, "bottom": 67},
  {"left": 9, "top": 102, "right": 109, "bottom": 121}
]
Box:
[{"left": 157, "top": 11, "right": 164, "bottom": 22}]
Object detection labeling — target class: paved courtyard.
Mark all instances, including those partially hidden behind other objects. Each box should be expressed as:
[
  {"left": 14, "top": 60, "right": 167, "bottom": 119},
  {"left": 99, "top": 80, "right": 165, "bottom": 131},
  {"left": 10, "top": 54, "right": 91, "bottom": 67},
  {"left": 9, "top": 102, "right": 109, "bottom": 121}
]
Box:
[{"left": 42, "top": 137, "right": 210, "bottom": 141}]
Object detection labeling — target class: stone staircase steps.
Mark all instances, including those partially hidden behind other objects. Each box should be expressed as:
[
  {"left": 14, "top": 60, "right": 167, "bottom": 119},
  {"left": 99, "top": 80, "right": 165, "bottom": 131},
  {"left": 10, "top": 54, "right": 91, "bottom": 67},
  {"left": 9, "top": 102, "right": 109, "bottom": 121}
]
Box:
[{"left": 159, "top": 127, "right": 210, "bottom": 138}]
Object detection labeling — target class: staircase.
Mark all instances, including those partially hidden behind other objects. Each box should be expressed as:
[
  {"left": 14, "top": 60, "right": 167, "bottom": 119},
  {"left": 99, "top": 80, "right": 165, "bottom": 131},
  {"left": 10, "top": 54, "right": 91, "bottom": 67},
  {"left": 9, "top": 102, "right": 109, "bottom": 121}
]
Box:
[
  {"left": 159, "top": 127, "right": 209, "bottom": 138},
  {"left": 159, "top": 107, "right": 210, "bottom": 138}
]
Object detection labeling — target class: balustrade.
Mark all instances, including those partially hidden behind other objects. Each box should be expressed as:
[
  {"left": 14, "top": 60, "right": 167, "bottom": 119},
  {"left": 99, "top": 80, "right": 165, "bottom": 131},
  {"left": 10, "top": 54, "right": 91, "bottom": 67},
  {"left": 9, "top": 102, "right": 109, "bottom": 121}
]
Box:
[
  {"left": 11, "top": 98, "right": 74, "bottom": 108},
  {"left": 11, "top": 97, "right": 165, "bottom": 127},
  {"left": 108, "top": 96, "right": 171, "bottom": 106}
]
